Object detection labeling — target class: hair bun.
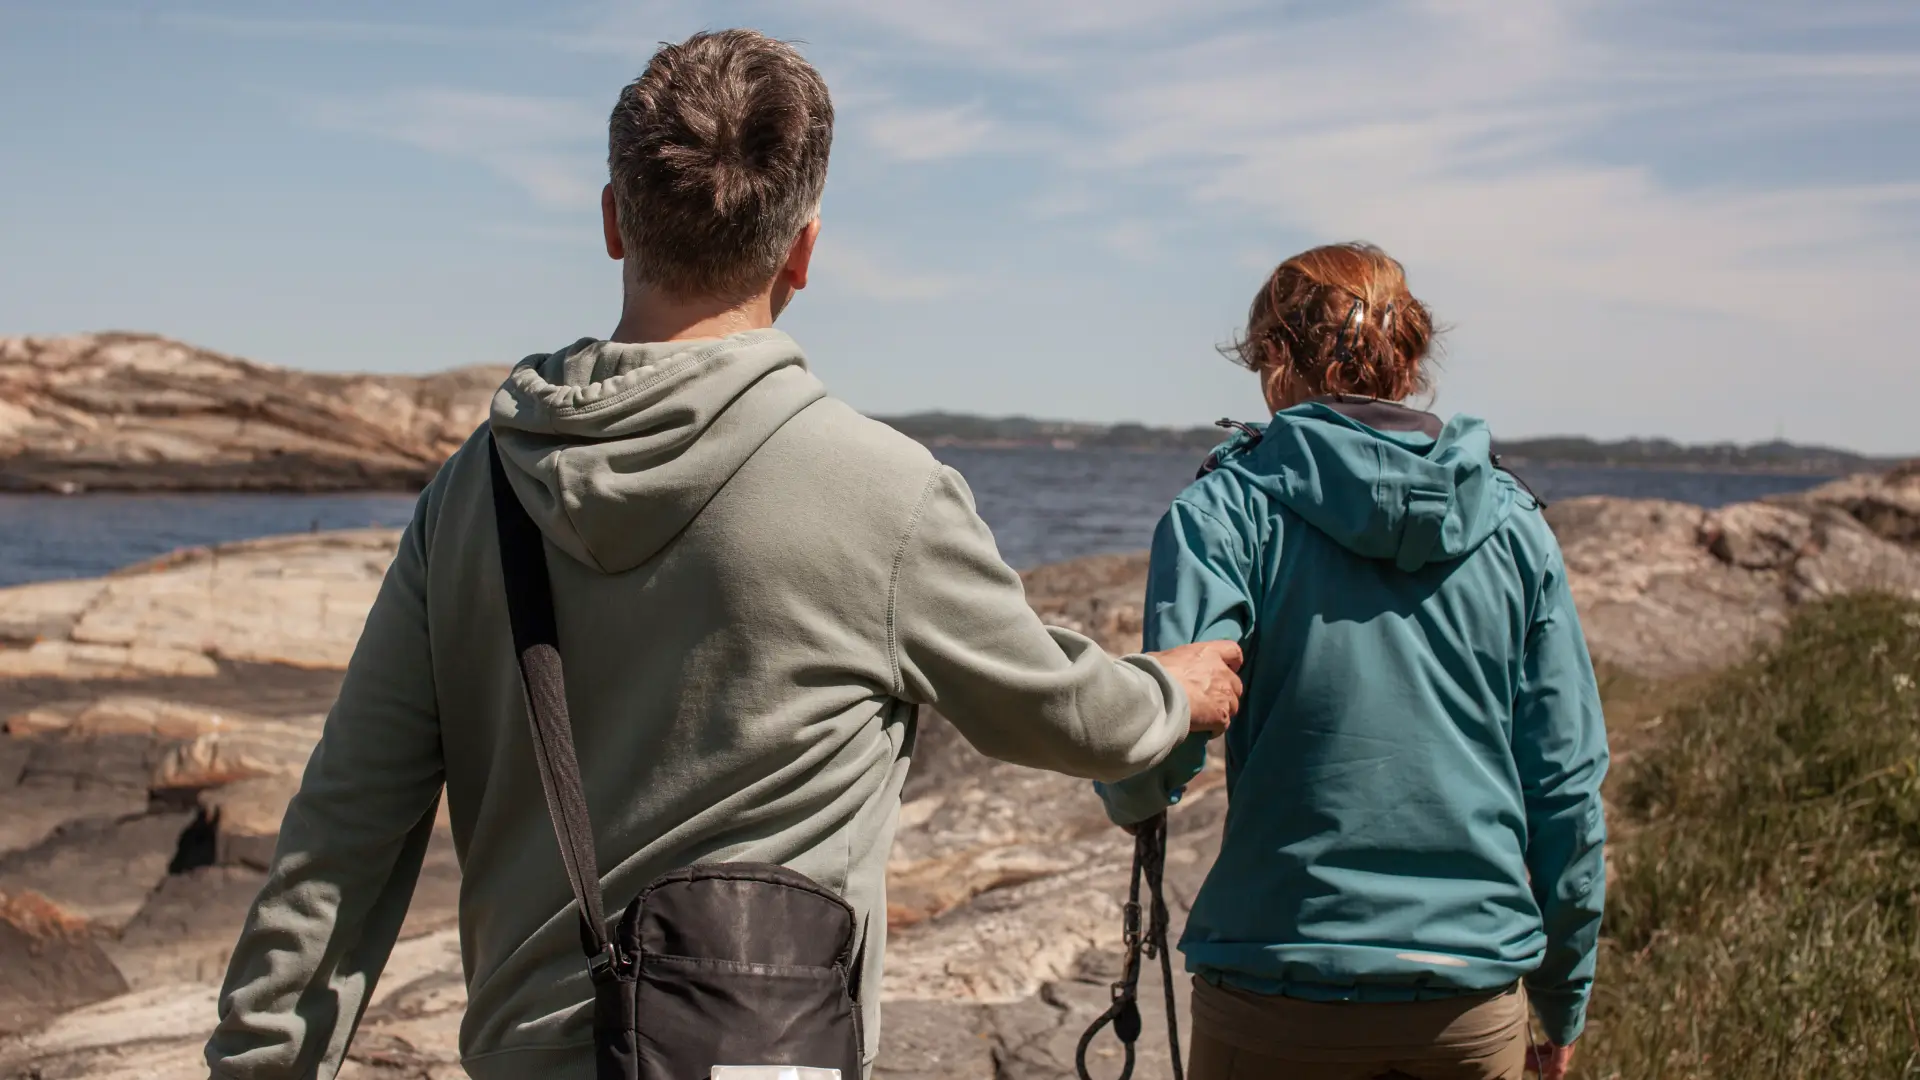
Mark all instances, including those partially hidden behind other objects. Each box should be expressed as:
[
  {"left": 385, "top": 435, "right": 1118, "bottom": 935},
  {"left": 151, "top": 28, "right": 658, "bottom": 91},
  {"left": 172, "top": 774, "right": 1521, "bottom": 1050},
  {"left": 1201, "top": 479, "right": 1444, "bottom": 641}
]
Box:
[{"left": 1223, "top": 242, "right": 1438, "bottom": 401}]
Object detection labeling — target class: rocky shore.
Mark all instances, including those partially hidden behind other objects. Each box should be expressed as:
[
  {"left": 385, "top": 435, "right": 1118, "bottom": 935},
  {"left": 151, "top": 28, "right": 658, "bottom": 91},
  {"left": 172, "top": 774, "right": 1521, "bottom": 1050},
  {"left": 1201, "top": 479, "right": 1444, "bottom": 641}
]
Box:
[
  {"left": 0, "top": 334, "right": 505, "bottom": 493},
  {"left": 1, "top": 465, "right": 1916, "bottom": 1078},
  {"left": 9, "top": 333, "right": 1903, "bottom": 500}
]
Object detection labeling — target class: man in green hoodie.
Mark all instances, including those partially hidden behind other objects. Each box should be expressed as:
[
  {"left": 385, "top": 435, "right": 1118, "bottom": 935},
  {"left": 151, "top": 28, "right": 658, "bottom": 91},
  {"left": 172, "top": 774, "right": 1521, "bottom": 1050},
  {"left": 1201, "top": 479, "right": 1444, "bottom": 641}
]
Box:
[{"left": 203, "top": 29, "right": 1242, "bottom": 1080}]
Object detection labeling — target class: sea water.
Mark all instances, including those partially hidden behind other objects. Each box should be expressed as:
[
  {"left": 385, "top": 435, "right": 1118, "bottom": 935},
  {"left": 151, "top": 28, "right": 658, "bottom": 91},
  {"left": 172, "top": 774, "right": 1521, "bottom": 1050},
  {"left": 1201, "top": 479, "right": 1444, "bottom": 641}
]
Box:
[{"left": 0, "top": 448, "right": 1838, "bottom": 588}]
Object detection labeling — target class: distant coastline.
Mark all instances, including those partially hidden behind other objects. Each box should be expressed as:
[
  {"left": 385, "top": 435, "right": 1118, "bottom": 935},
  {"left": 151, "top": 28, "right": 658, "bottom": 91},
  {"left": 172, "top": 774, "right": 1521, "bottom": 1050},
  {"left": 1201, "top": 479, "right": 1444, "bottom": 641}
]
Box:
[
  {"left": 0, "top": 334, "right": 1903, "bottom": 494},
  {"left": 876, "top": 412, "right": 1899, "bottom": 476}
]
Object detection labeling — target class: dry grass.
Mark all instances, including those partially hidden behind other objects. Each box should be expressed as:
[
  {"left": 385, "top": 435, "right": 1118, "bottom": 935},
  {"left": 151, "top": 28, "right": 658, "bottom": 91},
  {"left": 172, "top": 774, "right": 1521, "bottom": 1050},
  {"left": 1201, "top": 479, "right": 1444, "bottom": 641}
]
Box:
[{"left": 1582, "top": 594, "right": 1920, "bottom": 1078}]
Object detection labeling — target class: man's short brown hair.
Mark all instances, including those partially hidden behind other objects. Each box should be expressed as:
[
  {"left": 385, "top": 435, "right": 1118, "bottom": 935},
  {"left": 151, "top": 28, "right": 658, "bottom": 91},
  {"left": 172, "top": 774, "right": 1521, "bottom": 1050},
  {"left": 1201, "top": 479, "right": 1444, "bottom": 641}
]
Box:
[{"left": 609, "top": 29, "right": 834, "bottom": 301}]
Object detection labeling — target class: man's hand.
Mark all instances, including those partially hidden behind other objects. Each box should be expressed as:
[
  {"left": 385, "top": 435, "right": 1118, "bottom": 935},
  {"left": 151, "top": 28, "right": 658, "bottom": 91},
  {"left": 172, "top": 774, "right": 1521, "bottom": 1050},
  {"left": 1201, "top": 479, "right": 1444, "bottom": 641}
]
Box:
[
  {"left": 1149, "top": 641, "right": 1243, "bottom": 735},
  {"left": 1527, "top": 1041, "right": 1574, "bottom": 1079}
]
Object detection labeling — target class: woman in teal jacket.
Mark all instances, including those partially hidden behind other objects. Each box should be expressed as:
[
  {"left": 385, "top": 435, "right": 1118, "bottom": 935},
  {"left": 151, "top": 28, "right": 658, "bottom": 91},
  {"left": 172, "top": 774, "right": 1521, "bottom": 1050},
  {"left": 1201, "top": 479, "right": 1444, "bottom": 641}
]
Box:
[{"left": 1100, "top": 244, "right": 1607, "bottom": 1080}]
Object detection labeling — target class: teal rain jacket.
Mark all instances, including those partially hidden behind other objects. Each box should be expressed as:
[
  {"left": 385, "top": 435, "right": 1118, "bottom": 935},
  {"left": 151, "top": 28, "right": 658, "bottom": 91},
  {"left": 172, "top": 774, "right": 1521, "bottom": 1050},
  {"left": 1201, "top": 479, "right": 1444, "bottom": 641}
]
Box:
[{"left": 1097, "top": 400, "right": 1608, "bottom": 1045}]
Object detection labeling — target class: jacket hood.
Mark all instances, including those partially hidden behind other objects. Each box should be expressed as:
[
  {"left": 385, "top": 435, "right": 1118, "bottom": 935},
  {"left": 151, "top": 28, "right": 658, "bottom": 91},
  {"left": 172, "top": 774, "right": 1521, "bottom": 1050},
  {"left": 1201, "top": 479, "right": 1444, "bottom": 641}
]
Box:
[
  {"left": 489, "top": 329, "right": 827, "bottom": 573},
  {"left": 1218, "top": 400, "right": 1517, "bottom": 570}
]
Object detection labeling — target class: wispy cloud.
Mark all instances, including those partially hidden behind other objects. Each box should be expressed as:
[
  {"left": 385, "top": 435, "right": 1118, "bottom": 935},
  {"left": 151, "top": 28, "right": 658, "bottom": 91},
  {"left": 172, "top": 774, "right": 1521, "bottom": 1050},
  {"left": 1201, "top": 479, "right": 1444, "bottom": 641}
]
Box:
[
  {"left": 474, "top": 221, "right": 598, "bottom": 246},
  {"left": 786, "top": 0, "right": 1260, "bottom": 67},
  {"left": 149, "top": 7, "right": 701, "bottom": 57},
  {"left": 1026, "top": 186, "right": 1098, "bottom": 220},
  {"left": 537, "top": 0, "right": 710, "bottom": 59},
  {"left": 772, "top": 0, "right": 1920, "bottom": 440},
  {"left": 277, "top": 1, "right": 1920, "bottom": 338},
  {"left": 308, "top": 89, "right": 604, "bottom": 209},
  {"left": 1100, "top": 221, "right": 1159, "bottom": 261},
  {"left": 865, "top": 102, "right": 997, "bottom": 161},
  {"left": 155, "top": 11, "right": 538, "bottom": 48},
  {"left": 812, "top": 239, "right": 967, "bottom": 301},
  {"left": 799, "top": 1, "right": 1913, "bottom": 332},
  {"left": 1074, "top": 2, "right": 1920, "bottom": 327}
]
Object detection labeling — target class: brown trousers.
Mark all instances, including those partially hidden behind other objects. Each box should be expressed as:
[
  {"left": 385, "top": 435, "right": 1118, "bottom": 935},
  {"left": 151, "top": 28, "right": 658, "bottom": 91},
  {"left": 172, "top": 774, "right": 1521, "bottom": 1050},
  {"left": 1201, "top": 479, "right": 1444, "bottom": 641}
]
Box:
[{"left": 1187, "top": 977, "right": 1528, "bottom": 1080}]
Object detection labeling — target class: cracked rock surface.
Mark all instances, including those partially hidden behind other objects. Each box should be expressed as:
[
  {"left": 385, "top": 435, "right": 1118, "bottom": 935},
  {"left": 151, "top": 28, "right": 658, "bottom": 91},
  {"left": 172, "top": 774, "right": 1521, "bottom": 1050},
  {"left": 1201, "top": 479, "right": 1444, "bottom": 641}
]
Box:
[
  {"left": 1, "top": 463, "right": 1916, "bottom": 1077},
  {"left": 0, "top": 333, "right": 505, "bottom": 493},
  {"left": 1552, "top": 464, "right": 1920, "bottom": 676}
]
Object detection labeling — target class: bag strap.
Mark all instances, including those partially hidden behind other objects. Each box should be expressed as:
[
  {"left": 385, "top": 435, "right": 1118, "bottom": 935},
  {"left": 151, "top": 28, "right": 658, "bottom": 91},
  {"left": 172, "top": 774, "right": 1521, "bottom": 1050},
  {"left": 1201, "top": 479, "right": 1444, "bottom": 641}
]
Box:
[{"left": 488, "top": 433, "right": 622, "bottom": 975}]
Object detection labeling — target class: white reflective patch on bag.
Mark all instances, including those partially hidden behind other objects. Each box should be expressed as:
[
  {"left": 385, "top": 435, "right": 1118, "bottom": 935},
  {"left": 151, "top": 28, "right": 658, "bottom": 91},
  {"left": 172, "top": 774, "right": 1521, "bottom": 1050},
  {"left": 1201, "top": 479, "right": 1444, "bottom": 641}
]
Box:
[{"left": 711, "top": 1068, "right": 842, "bottom": 1080}]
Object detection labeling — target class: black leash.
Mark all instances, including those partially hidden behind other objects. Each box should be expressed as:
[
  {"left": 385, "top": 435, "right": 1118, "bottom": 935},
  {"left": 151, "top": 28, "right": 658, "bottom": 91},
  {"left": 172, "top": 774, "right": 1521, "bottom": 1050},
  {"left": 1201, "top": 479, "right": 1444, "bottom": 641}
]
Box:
[{"left": 1075, "top": 813, "right": 1183, "bottom": 1080}]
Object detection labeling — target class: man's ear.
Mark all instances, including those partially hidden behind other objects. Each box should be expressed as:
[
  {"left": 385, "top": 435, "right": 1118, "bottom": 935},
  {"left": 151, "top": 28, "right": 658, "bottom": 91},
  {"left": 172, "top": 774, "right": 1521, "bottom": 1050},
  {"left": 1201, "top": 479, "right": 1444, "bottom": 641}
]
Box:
[
  {"left": 602, "top": 184, "right": 624, "bottom": 260},
  {"left": 781, "top": 217, "right": 821, "bottom": 291}
]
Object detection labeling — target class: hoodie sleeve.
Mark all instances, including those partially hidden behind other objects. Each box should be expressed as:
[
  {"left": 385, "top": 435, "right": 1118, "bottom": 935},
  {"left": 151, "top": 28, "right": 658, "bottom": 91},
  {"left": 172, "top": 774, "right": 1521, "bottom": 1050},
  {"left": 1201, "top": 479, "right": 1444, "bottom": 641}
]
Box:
[
  {"left": 1512, "top": 555, "right": 1610, "bottom": 1046},
  {"left": 205, "top": 492, "right": 446, "bottom": 1079},
  {"left": 891, "top": 466, "right": 1191, "bottom": 782},
  {"left": 1096, "top": 496, "right": 1258, "bottom": 826}
]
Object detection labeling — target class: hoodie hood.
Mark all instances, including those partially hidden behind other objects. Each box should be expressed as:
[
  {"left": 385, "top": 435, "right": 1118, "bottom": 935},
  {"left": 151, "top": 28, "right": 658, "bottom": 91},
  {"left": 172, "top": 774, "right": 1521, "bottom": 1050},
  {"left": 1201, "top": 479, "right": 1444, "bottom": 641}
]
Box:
[
  {"left": 1219, "top": 400, "right": 1517, "bottom": 570},
  {"left": 489, "top": 329, "right": 827, "bottom": 573}
]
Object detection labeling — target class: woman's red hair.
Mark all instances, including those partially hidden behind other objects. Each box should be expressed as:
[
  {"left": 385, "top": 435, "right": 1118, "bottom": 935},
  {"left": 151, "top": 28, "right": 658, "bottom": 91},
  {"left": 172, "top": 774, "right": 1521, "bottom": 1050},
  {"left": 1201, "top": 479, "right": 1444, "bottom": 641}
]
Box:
[{"left": 1223, "top": 242, "right": 1439, "bottom": 401}]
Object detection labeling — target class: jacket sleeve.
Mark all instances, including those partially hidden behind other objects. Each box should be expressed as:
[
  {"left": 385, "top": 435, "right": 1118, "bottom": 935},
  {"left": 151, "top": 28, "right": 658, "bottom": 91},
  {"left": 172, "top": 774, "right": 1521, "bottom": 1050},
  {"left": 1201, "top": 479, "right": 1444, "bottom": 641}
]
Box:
[
  {"left": 1096, "top": 497, "right": 1257, "bottom": 826},
  {"left": 205, "top": 494, "right": 446, "bottom": 1079},
  {"left": 892, "top": 466, "right": 1191, "bottom": 782},
  {"left": 1512, "top": 557, "right": 1610, "bottom": 1046}
]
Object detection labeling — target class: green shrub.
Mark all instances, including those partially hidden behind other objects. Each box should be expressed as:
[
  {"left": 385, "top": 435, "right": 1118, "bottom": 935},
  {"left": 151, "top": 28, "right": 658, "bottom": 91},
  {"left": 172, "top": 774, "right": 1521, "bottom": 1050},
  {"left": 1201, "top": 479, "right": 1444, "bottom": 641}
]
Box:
[{"left": 1584, "top": 594, "right": 1920, "bottom": 1078}]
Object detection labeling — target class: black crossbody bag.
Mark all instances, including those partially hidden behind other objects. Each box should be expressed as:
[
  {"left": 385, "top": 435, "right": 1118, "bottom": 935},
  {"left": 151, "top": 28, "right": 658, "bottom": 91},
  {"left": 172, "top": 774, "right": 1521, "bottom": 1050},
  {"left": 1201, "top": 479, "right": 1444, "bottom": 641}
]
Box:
[{"left": 488, "top": 436, "right": 864, "bottom": 1080}]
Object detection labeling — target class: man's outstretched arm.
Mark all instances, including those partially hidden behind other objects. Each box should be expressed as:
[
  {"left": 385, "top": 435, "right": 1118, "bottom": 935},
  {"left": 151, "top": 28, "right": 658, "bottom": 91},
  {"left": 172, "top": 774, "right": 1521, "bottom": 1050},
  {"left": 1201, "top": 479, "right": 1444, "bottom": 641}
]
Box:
[
  {"left": 1097, "top": 496, "right": 1257, "bottom": 826},
  {"left": 890, "top": 466, "right": 1237, "bottom": 782},
  {"left": 206, "top": 495, "right": 446, "bottom": 1079}
]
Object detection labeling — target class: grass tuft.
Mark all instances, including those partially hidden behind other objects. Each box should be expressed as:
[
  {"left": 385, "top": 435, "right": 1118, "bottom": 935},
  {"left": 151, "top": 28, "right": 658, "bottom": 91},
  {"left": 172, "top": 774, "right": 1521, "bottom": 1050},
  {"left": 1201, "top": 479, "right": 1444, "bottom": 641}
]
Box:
[{"left": 1585, "top": 594, "right": 1920, "bottom": 1078}]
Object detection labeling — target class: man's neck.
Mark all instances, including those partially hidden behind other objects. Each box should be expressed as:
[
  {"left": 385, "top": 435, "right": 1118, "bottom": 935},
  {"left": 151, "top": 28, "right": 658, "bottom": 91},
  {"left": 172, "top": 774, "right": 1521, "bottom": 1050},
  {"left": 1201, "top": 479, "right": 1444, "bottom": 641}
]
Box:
[{"left": 610, "top": 285, "right": 777, "bottom": 345}]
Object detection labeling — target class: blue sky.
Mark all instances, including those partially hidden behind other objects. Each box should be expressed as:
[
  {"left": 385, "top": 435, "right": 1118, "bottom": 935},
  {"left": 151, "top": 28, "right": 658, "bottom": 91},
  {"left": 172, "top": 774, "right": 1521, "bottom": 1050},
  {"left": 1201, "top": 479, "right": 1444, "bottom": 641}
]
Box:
[{"left": 2, "top": 1, "right": 1917, "bottom": 452}]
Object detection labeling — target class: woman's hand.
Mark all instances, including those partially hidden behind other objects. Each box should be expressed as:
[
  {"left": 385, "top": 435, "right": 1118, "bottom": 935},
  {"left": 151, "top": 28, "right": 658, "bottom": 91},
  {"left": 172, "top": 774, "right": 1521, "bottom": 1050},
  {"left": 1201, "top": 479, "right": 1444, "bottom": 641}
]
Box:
[
  {"left": 1149, "top": 641, "right": 1243, "bottom": 735},
  {"left": 1527, "top": 1041, "right": 1574, "bottom": 1079}
]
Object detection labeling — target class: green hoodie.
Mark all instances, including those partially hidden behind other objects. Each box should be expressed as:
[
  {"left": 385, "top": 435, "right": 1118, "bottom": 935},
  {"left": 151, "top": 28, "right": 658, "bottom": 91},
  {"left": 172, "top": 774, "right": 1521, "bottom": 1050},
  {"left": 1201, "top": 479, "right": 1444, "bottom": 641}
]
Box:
[
  {"left": 1096, "top": 400, "right": 1608, "bottom": 1046},
  {"left": 206, "top": 330, "right": 1193, "bottom": 1079}
]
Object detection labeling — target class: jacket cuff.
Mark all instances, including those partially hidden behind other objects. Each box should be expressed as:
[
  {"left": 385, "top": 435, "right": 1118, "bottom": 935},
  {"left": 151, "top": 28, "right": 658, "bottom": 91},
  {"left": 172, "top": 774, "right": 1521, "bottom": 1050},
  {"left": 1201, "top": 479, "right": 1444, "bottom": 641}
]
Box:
[
  {"left": 1094, "top": 776, "right": 1175, "bottom": 827},
  {"left": 1093, "top": 734, "right": 1209, "bottom": 827},
  {"left": 1527, "top": 986, "right": 1588, "bottom": 1046}
]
